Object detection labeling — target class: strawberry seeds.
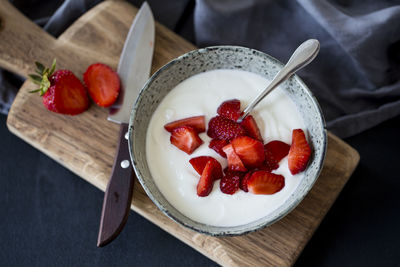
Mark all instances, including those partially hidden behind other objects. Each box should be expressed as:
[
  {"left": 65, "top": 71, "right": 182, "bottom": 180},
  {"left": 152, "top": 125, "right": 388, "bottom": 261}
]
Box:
[{"left": 30, "top": 60, "right": 121, "bottom": 115}]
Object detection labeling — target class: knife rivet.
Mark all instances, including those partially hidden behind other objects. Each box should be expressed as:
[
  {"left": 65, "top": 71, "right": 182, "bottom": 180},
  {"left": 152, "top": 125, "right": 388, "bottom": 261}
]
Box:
[
  {"left": 121, "top": 160, "right": 130, "bottom": 168},
  {"left": 124, "top": 132, "right": 129, "bottom": 140}
]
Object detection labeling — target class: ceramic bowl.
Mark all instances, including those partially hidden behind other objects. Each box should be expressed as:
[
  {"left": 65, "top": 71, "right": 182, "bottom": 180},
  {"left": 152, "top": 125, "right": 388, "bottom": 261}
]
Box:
[{"left": 128, "top": 46, "right": 327, "bottom": 236}]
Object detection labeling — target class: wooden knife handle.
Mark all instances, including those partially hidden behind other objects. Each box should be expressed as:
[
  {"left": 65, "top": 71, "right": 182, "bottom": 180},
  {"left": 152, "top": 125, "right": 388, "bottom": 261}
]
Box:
[
  {"left": 98, "top": 122, "right": 135, "bottom": 247},
  {"left": 0, "top": 0, "right": 56, "bottom": 78}
]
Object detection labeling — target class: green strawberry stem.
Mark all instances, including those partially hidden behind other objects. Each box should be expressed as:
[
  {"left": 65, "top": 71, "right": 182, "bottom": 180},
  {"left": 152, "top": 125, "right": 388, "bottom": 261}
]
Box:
[{"left": 28, "top": 59, "right": 56, "bottom": 96}]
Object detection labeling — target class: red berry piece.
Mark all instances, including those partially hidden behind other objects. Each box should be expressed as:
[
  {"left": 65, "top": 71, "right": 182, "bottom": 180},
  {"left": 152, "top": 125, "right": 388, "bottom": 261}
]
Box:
[
  {"left": 170, "top": 126, "right": 203, "bottom": 155},
  {"left": 247, "top": 171, "right": 285, "bottom": 195},
  {"left": 220, "top": 171, "right": 241, "bottom": 195},
  {"left": 164, "top": 116, "right": 205, "bottom": 133},
  {"left": 83, "top": 63, "right": 120, "bottom": 107},
  {"left": 52, "top": 70, "right": 89, "bottom": 115},
  {"left": 189, "top": 156, "right": 222, "bottom": 179},
  {"left": 217, "top": 99, "right": 241, "bottom": 121},
  {"left": 42, "top": 86, "right": 58, "bottom": 112},
  {"left": 207, "top": 116, "right": 246, "bottom": 141},
  {"left": 231, "top": 136, "right": 265, "bottom": 169},
  {"left": 197, "top": 159, "right": 222, "bottom": 197},
  {"left": 29, "top": 60, "right": 89, "bottom": 115},
  {"left": 257, "top": 164, "right": 274, "bottom": 172},
  {"left": 288, "top": 129, "right": 312, "bottom": 174},
  {"left": 209, "top": 139, "right": 228, "bottom": 158},
  {"left": 222, "top": 144, "right": 247, "bottom": 172},
  {"left": 240, "top": 115, "right": 263, "bottom": 142},
  {"left": 240, "top": 171, "right": 253, "bottom": 192},
  {"left": 264, "top": 140, "right": 290, "bottom": 170}
]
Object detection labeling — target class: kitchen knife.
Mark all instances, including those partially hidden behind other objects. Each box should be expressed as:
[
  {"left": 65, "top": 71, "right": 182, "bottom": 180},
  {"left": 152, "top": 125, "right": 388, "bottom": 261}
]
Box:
[{"left": 97, "top": 2, "right": 155, "bottom": 247}]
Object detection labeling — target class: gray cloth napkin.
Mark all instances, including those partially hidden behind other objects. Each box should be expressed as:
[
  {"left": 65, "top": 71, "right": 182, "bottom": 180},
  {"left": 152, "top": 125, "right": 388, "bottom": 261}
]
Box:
[
  {"left": 1, "top": 0, "right": 399, "bottom": 138},
  {"left": 195, "top": 0, "right": 400, "bottom": 137}
]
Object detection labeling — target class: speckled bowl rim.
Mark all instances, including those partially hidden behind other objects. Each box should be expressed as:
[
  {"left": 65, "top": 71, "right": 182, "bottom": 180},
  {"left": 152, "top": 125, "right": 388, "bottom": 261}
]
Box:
[{"left": 128, "top": 45, "right": 327, "bottom": 236}]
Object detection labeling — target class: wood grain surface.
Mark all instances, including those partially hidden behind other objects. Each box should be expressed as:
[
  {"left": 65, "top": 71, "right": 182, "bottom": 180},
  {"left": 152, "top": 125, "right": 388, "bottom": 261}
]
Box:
[{"left": 2, "top": 1, "right": 360, "bottom": 266}]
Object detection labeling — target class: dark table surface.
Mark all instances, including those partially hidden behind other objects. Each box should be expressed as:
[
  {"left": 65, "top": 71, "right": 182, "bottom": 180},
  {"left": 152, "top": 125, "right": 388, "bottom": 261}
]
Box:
[
  {"left": 1, "top": 0, "right": 400, "bottom": 266},
  {"left": 1, "top": 112, "right": 399, "bottom": 266}
]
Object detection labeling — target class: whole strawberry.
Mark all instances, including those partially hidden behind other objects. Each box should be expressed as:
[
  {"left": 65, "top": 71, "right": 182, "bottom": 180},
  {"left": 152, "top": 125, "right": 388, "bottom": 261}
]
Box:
[{"left": 29, "top": 59, "right": 89, "bottom": 115}]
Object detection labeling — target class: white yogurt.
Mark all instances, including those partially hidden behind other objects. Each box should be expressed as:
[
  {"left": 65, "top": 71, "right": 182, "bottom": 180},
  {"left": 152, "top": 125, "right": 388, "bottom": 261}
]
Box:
[{"left": 146, "top": 69, "right": 306, "bottom": 227}]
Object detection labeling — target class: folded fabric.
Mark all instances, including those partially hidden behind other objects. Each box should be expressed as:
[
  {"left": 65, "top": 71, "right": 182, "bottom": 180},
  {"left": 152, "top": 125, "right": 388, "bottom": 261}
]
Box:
[
  {"left": 1, "top": 0, "right": 399, "bottom": 138},
  {"left": 195, "top": 0, "right": 400, "bottom": 137}
]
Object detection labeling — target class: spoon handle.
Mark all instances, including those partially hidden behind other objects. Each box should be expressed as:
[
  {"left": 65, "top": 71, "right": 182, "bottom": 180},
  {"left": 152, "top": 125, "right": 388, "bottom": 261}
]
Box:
[{"left": 238, "top": 39, "right": 320, "bottom": 122}]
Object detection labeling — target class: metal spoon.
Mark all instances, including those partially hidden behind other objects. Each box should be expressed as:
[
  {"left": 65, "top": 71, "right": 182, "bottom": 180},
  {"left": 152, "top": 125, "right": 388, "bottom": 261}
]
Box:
[{"left": 237, "top": 39, "right": 320, "bottom": 122}]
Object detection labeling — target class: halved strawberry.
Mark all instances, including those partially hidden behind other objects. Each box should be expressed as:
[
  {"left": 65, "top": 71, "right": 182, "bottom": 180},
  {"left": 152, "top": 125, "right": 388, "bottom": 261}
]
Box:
[
  {"left": 231, "top": 136, "right": 265, "bottom": 169},
  {"left": 207, "top": 116, "right": 246, "bottom": 141},
  {"left": 189, "top": 156, "right": 222, "bottom": 179},
  {"left": 240, "top": 115, "right": 263, "bottom": 142},
  {"left": 288, "top": 129, "right": 312, "bottom": 174},
  {"left": 52, "top": 70, "right": 89, "bottom": 115},
  {"left": 209, "top": 139, "right": 228, "bottom": 158},
  {"left": 32, "top": 69, "right": 87, "bottom": 115},
  {"left": 164, "top": 116, "right": 205, "bottom": 133},
  {"left": 29, "top": 61, "right": 88, "bottom": 115},
  {"left": 239, "top": 171, "right": 253, "bottom": 192},
  {"left": 222, "top": 144, "right": 247, "bottom": 172},
  {"left": 170, "top": 126, "right": 203, "bottom": 155},
  {"left": 217, "top": 99, "right": 241, "bottom": 121},
  {"left": 264, "top": 140, "right": 290, "bottom": 170},
  {"left": 247, "top": 171, "right": 285, "bottom": 195},
  {"left": 220, "top": 171, "right": 241, "bottom": 195},
  {"left": 197, "top": 160, "right": 222, "bottom": 197},
  {"left": 83, "top": 63, "right": 120, "bottom": 107}
]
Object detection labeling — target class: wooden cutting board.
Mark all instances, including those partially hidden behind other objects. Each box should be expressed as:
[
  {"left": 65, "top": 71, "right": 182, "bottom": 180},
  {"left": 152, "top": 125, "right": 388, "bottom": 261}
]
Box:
[{"left": 1, "top": 1, "right": 360, "bottom": 266}]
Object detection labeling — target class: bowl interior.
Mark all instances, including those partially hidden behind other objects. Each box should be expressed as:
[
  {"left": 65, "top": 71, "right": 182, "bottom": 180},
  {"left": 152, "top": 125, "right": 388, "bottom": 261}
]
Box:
[{"left": 129, "top": 46, "right": 327, "bottom": 236}]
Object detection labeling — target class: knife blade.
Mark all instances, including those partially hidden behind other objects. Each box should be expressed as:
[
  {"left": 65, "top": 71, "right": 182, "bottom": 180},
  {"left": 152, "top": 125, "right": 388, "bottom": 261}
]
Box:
[{"left": 97, "top": 2, "right": 155, "bottom": 247}]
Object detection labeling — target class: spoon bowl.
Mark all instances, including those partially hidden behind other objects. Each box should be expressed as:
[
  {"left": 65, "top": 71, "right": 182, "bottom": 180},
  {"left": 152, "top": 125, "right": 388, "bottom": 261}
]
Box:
[{"left": 238, "top": 39, "right": 320, "bottom": 122}]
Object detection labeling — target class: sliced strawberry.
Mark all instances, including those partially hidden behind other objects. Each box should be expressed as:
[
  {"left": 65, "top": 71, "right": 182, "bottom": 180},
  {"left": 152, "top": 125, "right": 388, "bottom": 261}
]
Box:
[
  {"left": 207, "top": 116, "right": 246, "bottom": 141},
  {"left": 264, "top": 140, "right": 291, "bottom": 170},
  {"left": 231, "top": 136, "right": 265, "bottom": 169},
  {"left": 220, "top": 171, "right": 241, "bottom": 195},
  {"left": 247, "top": 171, "right": 285, "bottom": 195},
  {"left": 197, "top": 161, "right": 214, "bottom": 197},
  {"left": 189, "top": 156, "right": 222, "bottom": 179},
  {"left": 83, "top": 63, "right": 120, "bottom": 107},
  {"left": 222, "top": 144, "right": 247, "bottom": 172},
  {"left": 170, "top": 126, "right": 203, "bottom": 155},
  {"left": 51, "top": 70, "right": 89, "bottom": 115},
  {"left": 217, "top": 99, "right": 241, "bottom": 121},
  {"left": 240, "top": 171, "right": 253, "bottom": 192},
  {"left": 240, "top": 115, "right": 263, "bottom": 142},
  {"left": 209, "top": 139, "right": 228, "bottom": 158},
  {"left": 197, "top": 160, "right": 222, "bottom": 197},
  {"left": 288, "top": 129, "right": 312, "bottom": 174},
  {"left": 164, "top": 116, "right": 205, "bottom": 133},
  {"left": 189, "top": 156, "right": 213, "bottom": 175}
]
